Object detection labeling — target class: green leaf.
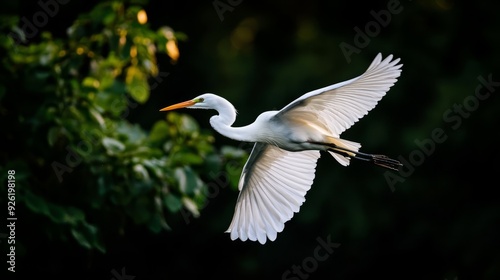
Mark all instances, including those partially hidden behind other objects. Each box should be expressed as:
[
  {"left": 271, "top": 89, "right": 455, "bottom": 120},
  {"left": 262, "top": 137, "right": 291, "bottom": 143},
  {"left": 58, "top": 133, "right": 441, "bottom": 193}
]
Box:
[
  {"left": 99, "top": 72, "right": 115, "bottom": 90},
  {"left": 203, "top": 154, "right": 223, "bottom": 176},
  {"left": 182, "top": 197, "right": 200, "bottom": 218},
  {"left": 171, "top": 152, "right": 204, "bottom": 165},
  {"left": 149, "top": 120, "right": 169, "bottom": 143},
  {"left": 94, "top": 91, "right": 127, "bottom": 116},
  {"left": 70, "top": 223, "right": 105, "bottom": 253},
  {"left": 64, "top": 207, "right": 86, "bottom": 225},
  {"left": 164, "top": 193, "right": 183, "bottom": 212},
  {"left": 127, "top": 79, "right": 150, "bottom": 104},
  {"left": 89, "top": 2, "right": 116, "bottom": 26},
  {"left": 24, "top": 191, "right": 49, "bottom": 216},
  {"left": 71, "top": 228, "right": 92, "bottom": 250},
  {"left": 68, "top": 106, "right": 86, "bottom": 122},
  {"left": 174, "top": 166, "right": 202, "bottom": 195},
  {"left": 226, "top": 164, "right": 243, "bottom": 190},
  {"left": 178, "top": 114, "right": 199, "bottom": 133},
  {"left": 141, "top": 158, "right": 167, "bottom": 180},
  {"left": 47, "top": 127, "right": 59, "bottom": 146},
  {"left": 148, "top": 213, "right": 170, "bottom": 233},
  {"left": 149, "top": 196, "right": 171, "bottom": 232},
  {"left": 133, "top": 164, "right": 149, "bottom": 180},
  {"left": 221, "top": 145, "right": 247, "bottom": 158},
  {"left": 82, "top": 76, "right": 100, "bottom": 88},
  {"left": 102, "top": 137, "right": 125, "bottom": 155},
  {"left": 116, "top": 122, "right": 146, "bottom": 143},
  {"left": 126, "top": 66, "right": 150, "bottom": 104},
  {"left": 89, "top": 107, "right": 105, "bottom": 128},
  {"left": 127, "top": 196, "right": 153, "bottom": 224},
  {"left": 47, "top": 204, "right": 65, "bottom": 223}
]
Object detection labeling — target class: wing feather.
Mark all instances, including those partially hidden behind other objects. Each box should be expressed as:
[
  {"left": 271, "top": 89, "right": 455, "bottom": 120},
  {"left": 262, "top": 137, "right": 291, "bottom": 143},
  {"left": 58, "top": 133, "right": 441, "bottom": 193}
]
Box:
[
  {"left": 274, "top": 53, "right": 402, "bottom": 136},
  {"left": 253, "top": 187, "right": 282, "bottom": 234},
  {"left": 226, "top": 143, "right": 319, "bottom": 244}
]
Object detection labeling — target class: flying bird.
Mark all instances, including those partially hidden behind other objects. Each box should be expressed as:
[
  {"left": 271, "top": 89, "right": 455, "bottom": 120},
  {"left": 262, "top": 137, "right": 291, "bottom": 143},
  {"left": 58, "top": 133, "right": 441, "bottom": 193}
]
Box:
[{"left": 160, "top": 53, "right": 402, "bottom": 244}]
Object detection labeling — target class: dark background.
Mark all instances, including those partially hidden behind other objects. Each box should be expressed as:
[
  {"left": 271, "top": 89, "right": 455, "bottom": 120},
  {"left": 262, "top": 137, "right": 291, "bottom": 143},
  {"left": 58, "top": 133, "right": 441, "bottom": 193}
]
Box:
[{"left": 2, "top": 0, "right": 500, "bottom": 279}]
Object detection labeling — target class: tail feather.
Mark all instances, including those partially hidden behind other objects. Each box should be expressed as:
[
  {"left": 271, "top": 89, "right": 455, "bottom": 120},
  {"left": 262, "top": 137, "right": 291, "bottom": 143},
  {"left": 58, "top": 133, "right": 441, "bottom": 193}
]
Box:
[
  {"left": 331, "top": 153, "right": 350, "bottom": 166},
  {"left": 325, "top": 137, "right": 361, "bottom": 166},
  {"left": 322, "top": 136, "right": 402, "bottom": 171}
]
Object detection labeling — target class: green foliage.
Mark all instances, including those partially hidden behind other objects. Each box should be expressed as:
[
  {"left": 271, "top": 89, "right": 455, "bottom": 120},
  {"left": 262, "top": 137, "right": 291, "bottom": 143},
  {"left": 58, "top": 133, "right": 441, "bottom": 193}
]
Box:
[{"left": 0, "top": 1, "right": 246, "bottom": 253}]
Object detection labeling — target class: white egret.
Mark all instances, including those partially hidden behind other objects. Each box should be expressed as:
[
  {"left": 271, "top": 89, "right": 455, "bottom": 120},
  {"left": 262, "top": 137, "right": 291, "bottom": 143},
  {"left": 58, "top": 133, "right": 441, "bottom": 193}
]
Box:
[{"left": 160, "top": 53, "right": 402, "bottom": 244}]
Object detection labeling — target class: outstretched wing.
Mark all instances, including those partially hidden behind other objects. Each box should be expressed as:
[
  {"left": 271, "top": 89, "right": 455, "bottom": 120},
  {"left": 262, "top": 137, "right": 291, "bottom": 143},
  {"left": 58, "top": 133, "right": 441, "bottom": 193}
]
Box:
[
  {"left": 226, "top": 143, "right": 320, "bottom": 244},
  {"left": 274, "top": 53, "right": 402, "bottom": 136}
]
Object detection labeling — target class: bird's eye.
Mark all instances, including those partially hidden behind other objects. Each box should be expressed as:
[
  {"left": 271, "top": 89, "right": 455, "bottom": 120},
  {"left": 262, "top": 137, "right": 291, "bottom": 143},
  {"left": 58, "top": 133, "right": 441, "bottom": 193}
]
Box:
[{"left": 197, "top": 98, "right": 204, "bottom": 102}]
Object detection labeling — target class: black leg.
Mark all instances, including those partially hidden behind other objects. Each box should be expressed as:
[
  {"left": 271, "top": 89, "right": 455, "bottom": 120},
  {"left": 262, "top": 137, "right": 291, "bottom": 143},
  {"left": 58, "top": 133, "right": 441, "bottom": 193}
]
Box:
[{"left": 309, "top": 141, "right": 402, "bottom": 171}]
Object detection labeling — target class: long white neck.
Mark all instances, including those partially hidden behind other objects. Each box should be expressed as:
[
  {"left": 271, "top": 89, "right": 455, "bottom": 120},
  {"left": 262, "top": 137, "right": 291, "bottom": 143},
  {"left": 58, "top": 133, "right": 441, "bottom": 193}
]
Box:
[{"left": 208, "top": 96, "right": 258, "bottom": 142}]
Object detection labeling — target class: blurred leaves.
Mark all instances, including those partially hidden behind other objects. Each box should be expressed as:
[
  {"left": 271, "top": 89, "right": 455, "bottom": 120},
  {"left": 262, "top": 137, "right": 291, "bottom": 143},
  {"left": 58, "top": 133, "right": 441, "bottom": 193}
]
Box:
[
  {"left": 0, "top": 0, "right": 247, "bottom": 254},
  {"left": 126, "top": 68, "right": 150, "bottom": 103},
  {"left": 23, "top": 189, "right": 105, "bottom": 253}
]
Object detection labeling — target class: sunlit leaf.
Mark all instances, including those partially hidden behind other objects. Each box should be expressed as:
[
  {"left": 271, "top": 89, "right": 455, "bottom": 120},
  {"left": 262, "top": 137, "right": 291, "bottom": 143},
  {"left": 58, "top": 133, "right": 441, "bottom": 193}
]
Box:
[
  {"left": 137, "top": 9, "right": 148, "bottom": 24},
  {"left": 178, "top": 114, "right": 199, "bottom": 133},
  {"left": 174, "top": 166, "right": 202, "bottom": 195},
  {"left": 82, "top": 76, "right": 100, "bottom": 88},
  {"left": 166, "top": 40, "right": 179, "bottom": 62},
  {"left": 133, "top": 164, "right": 149, "bottom": 180},
  {"left": 182, "top": 196, "right": 200, "bottom": 218},
  {"left": 89, "top": 107, "right": 105, "bottom": 128},
  {"left": 126, "top": 66, "right": 150, "bottom": 103},
  {"left": 102, "top": 137, "right": 125, "bottom": 155}
]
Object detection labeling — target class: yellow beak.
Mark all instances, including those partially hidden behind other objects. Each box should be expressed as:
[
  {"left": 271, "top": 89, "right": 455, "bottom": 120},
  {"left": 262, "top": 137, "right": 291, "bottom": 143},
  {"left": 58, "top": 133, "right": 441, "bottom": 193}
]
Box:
[{"left": 159, "top": 100, "right": 196, "bottom": 111}]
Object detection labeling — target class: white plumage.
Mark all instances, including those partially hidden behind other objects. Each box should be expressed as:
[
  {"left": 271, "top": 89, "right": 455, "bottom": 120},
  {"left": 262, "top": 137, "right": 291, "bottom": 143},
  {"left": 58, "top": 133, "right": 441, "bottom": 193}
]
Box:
[
  {"left": 228, "top": 144, "right": 319, "bottom": 244},
  {"left": 160, "top": 53, "right": 403, "bottom": 244}
]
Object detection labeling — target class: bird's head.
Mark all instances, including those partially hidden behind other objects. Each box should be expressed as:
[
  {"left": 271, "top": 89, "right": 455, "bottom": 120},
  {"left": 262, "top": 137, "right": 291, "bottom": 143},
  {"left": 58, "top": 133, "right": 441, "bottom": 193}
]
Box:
[{"left": 159, "top": 93, "right": 218, "bottom": 111}]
